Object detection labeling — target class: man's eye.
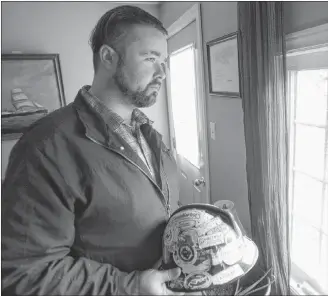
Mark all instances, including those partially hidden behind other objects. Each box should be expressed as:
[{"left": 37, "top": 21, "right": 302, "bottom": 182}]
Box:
[{"left": 146, "top": 57, "right": 156, "bottom": 63}]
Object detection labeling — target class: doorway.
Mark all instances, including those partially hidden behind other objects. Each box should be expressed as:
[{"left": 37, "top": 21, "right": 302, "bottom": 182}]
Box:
[{"left": 166, "top": 4, "right": 210, "bottom": 206}]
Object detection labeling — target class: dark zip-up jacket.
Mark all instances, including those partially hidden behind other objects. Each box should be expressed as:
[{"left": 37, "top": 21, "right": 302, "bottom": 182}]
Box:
[{"left": 1, "top": 90, "right": 180, "bottom": 295}]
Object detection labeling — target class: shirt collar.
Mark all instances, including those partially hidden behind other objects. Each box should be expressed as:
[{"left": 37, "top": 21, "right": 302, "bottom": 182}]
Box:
[{"left": 80, "top": 85, "right": 153, "bottom": 132}]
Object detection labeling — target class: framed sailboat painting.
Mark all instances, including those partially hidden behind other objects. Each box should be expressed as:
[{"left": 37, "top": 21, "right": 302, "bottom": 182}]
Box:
[{"left": 1, "top": 54, "right": 66, "bottom": 140}]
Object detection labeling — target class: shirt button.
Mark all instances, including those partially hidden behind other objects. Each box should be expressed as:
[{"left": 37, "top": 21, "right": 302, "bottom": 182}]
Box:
[{"left": 120, "top": 146, "right": 125, "bottom": 151}]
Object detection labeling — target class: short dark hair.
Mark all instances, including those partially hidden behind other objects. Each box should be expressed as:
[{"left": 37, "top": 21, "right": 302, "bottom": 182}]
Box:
[{"left": 89, "top": 5, "right": 168, "bottom": 72}]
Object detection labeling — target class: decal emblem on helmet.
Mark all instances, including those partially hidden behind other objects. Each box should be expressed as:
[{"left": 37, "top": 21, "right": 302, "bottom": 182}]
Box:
[
  {"left": 184, "top": 272, "right": 212, "bottom": 290},
  {"left": 179, "top": 244, "right": 195, "bottom": 262}
]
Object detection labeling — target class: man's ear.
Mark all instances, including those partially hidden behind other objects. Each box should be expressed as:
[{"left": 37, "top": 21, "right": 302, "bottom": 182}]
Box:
[{"left": 99, "top": 45, "right": 118, "bottom": 70}]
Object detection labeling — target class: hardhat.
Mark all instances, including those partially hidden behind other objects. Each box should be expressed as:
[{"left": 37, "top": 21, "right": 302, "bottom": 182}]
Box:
[{"left": 162, "top": 203, "right": 259, "bottom": 292}]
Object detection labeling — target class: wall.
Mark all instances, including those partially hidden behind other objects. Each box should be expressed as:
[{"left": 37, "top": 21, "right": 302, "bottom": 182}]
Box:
[
  {"left": 284, "top": 1, "right": 328, "bottom": 34},
  {"left": 1, "top": 1, "right": 169, "bottom": 176},
  {"left": 160, "top": 2, "right": 251, "bottom": 235}
]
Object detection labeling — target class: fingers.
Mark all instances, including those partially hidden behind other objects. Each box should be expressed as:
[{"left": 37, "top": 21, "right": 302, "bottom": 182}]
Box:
[
  {"left": 165, "top": 289, "right": 202, "bottom": 296},
  {"left": 183, "top": 291, "right": 203, "bottom": 296},
  {"left": 152, "top": 257, "right": 163, "bottom": 269},
  {"left": 157, "top": 267, "right": 181, "bottom": 282},
  {"left": 165, "top": 289, "right": 185, "bottom": 296}
]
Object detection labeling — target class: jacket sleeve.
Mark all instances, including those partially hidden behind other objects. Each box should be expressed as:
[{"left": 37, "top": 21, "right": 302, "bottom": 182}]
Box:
[{"left": 1, "top": 143, "right": 133, "bottom": 295}]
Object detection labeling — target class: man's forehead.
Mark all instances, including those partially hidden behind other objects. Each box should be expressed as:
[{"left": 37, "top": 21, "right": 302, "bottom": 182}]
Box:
[
  {"left": 128, "top": 24, "right": 166, "bottom": 39},
  {"left": 123, "top": 25, "right": 168, "bottom": 55}
]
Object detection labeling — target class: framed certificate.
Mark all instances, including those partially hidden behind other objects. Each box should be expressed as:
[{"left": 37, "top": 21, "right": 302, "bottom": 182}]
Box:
[{"left": 207, "top": 32, "right": 241, "bottom": 97}]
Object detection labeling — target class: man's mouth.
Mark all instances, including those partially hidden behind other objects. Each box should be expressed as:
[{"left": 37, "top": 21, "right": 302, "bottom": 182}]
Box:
[{"left": 149, "top": 83, "right": 161, "bottom": 90}]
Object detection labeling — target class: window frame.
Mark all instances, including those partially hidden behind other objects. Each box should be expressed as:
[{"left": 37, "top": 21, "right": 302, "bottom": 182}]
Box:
[
  {"left": 287, "top": 52, "right": 328, "bottom": 295},
  {"left": 286, "top": 23, "right": 328, "bottom": 295}
]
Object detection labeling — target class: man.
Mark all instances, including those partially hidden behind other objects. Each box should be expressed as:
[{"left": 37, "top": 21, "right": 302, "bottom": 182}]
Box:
[{"left": 2, "top": 5, "right": 183, "bottom": 295}]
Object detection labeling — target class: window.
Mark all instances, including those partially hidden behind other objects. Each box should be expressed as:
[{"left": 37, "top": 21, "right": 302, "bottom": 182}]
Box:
[
  {"left": 169, "top": 44, "right": 200, "bottom": 168},
  {"left": 287, "top": 46, "right": 328, "bottom": 295}
]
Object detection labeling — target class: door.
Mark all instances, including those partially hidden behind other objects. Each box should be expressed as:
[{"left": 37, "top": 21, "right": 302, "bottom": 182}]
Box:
[{"left": 166, "top": 4, "right": 210, "bottom": 206}]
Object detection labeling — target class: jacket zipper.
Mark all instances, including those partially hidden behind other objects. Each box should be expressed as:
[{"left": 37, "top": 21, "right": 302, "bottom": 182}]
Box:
[{"left": 85, "top": 134, "right": 171, "bottom": 217}]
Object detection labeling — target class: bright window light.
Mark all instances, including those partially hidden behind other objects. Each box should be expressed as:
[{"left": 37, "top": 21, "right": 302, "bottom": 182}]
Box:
[
  {"left": 169, "top": 44, "right": 200, "bottom": 168},
  {"left": 289, "top": 68, "right": 328, "bottom": 294}
]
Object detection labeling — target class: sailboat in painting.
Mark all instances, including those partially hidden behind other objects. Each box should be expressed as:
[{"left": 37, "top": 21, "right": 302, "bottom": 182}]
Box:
[{"left": 1, "top": 88, "right": 48, "bottom": 135}]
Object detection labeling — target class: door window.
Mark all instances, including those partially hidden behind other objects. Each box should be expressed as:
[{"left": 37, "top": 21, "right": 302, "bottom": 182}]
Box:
[{"left": 169, "top": 44, "right": 200, "bottom": 168}]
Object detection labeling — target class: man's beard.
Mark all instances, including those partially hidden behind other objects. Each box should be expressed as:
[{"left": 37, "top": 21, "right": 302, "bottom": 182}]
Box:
[{"left": 113, "top": 57, "right": 160, "bottom": 108}]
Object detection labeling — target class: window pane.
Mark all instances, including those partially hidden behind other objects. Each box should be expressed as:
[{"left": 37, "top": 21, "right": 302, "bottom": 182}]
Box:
[
  {"left": 319, "top": 234, "right": 328, "bottom": 292},
  {"left": 294, "top": 125, "right": 325, "bottom": 179},
  {"left": 293, "top": 172, "right": 323, "bottom": 228},
  {"left": 296, "top": 69, "right": 328, "bottom": 126},
  {"left": 291, "top": 216, "right": 321, "bottom": 280},
  {"left": 323, "top": 186, "right": 328, "bottom": 235},
  {"left": 169, "top": 45, "right": 200, "bottom": 167}
]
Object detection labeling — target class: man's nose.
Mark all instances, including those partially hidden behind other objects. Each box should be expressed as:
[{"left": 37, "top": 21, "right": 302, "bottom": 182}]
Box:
[{"left": 154, "top": 63, "right": 166, "bottom": 80}]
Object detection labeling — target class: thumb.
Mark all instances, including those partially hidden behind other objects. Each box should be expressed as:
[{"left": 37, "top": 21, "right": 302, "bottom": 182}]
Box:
[{"left": 157, "top": 267, "right": 181, "bottom": 283}]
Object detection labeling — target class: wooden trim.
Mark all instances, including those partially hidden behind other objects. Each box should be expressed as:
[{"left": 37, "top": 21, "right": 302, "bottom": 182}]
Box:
[
  {"left": 195, "top": 3, "right": 211, "bottom": 204},
  {"left": 287, "top": 43, "right": 328, "bottom": 57},
  {"left": 286, "top": 23, "right": 328, "bottom": 41},
  {"left": 286, "top": 22, "right": 328, "bottom": 51},
  {"left": 167, "top": 4, "right": 198, "bottom": 38}
]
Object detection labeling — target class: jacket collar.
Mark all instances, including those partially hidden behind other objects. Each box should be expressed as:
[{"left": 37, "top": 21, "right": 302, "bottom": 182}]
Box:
[
  {"left": 73, "top": 88, "right": 164, "bottom": 170},
  {"left": 73, "top": 90, "right": 113, "bottom": 147}
]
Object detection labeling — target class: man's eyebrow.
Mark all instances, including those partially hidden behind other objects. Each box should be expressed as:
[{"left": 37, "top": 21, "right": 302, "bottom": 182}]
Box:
[
  {"left": 141, "top": 50, "right": 168, "bottom": 62},
  {"left": 141, "top": 50, "right": 160, "bottom": 57}
]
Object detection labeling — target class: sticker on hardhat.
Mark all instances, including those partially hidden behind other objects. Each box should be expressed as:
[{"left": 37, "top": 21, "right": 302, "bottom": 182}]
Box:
[
  {"left": 198, "top": 232, "right": 225, "bottom": 249},
  {"left": 179, "top": 244, "right": 197, "bottom": 263},
  {"left": 206, "top": 222, "right": 230, "bottom": 236},
  {"left": 221, "top": 238, "right": 244, "bottom": 265},
  {"left": 210, "top": 247, "right": 223, "bottom": 266},
  {"left": 224, "top": 229, "right": 238, "bottom": 244},
  {"left": 197, "top": 217, "right": 223, "bottom": 236},
  {"left": 179, "top": 229, "right": 198, "bottom": 246},
  {"left": 240, "top": 237, "right": 259, "bottom": 266},
  {"left": 177, "top": 219, "right": 197, "bottom": 230},
  {"left": 184, "top": 272, "right": 212, "bottom": 290},
  {"left": 212, "top": 264, "right": 245, "bottom": 285},
  {"left": 164, "top": 228, "right": 174, "bottom": 246},
  {"left": 170, "top": 210, "right": 212, "bottom": 228},
  {"left": 181, "top": 258, "right": 211, "bottom": 274},
  {"left": 173, "top": 244, "right": 198, "bottom": 267},
  {"left": 168, "top": 275, "right": 185, "bottom": 290},
  {"left": 170, "top": 210, "right": 201, "bottom": 224}
]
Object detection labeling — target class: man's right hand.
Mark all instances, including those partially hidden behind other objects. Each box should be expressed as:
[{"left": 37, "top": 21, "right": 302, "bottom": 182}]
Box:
[
  {"left": 137, "top": 267, "right": 184, "bottom": 295},
  {"left": 120, "top": 265, "right": 205, "bottom": 295}
]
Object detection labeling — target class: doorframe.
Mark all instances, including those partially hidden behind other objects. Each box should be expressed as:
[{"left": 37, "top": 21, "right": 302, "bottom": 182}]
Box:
[{"left": 165, "top": 3, "right": 211, "bottom": 204}]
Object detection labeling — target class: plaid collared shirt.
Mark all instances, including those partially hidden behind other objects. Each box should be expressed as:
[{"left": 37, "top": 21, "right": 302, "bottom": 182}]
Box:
[{"left": 81, "top": 86, "right": 157, "bottom": 180}]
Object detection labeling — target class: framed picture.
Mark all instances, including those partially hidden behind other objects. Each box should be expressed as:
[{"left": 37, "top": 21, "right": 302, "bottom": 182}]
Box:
[
  {"left": 207, "top": 32, "right": 241, "bottom": 97},
  {"left": 1, "top": 54, "right": 66, "bottom": 140}
]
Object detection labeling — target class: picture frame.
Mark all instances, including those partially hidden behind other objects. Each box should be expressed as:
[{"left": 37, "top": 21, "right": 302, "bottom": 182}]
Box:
[
  {"left": 207, "top": 32, "right": 241, "bottom": 97},
  {"left": 1, "top": 54, "right": 66, "bottom": 140}
]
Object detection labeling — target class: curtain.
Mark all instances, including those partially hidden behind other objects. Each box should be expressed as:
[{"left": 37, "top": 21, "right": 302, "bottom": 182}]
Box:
[{"left": 237, "top": 2, "right": 290, "bottom": 295}]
